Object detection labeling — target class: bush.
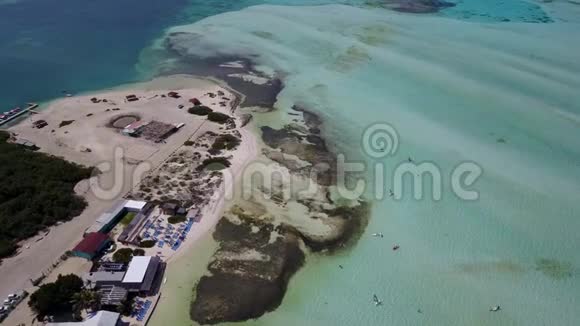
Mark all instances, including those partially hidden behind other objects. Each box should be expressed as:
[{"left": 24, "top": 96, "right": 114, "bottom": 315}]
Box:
[
  {"left": 133, "top": 248, "right": 145, "bottom": 256},
  {"left": 28, "top": 274, "right": 83, "bottom": 318},
  {"left": 188, "top": 106, "right": 213, "bottom": 116},
  {"left": 139, "top": 240, "right": 156, "bottom": 248},
  {"left": 207, "top": 112, "right": 231, "bottom": 124},
  {"left": 183, "top": 140, "right": 195, "bottom": 146},
  {"left": 112, "top": 248, "right": 133, "bottom": 263},
  {"left": 58, "top": 120, "right": 75, "bottom": 128},
  {"left": 168, "top": 216, "right": 187, "bottom": 224},
  {"left": 210, "top": 134, "right": 241, "bottom": 153}
]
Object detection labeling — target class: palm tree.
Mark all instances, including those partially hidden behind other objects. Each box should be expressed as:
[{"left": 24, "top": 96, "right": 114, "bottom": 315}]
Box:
[{"left": 71, "top": 289, "right": 101, "bottom": 315}]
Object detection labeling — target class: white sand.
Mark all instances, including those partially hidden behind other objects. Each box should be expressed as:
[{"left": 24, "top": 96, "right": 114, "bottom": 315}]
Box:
[{"left": 0, "top": 75, "right": 258, "bottom": 325}]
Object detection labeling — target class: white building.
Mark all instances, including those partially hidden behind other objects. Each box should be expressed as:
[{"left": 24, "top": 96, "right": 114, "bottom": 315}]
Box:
[
  {"left": 47, "top": 310, "right": 120, "bottom": 326},
  {"left": 122, "top": 256, "right": 162, "bottom": 294}
]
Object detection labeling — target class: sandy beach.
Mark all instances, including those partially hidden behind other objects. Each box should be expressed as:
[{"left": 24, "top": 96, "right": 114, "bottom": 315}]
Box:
[{"left": 1, "top": 74, "right": 258, "bottom": 325}]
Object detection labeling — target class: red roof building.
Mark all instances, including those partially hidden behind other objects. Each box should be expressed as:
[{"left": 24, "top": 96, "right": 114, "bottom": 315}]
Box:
[{"left": 72, "top": 232, "right": 110, "bottom": 260}]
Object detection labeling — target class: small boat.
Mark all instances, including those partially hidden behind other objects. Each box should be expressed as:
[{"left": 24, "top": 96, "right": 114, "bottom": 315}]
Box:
[
  {"left": 372, "top": 294, "right": 383, "bottom": 306},
  {"left": 372, "top": 233, "right": 384, "bottom": 238},
  {"left": 490, "top": 305, "right": 501, "bottom": 312},
  {"left": 392, "top": 245, "right": 400, "bottom": 251}
]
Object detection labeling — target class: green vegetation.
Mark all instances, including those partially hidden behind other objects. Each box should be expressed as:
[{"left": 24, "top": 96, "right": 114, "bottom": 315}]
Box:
[
  {"left": 120, "top": 211, "right": 136, "bottom": 226},
  {"left": 71, "top": 289, "right": 101, "bottom": 315},
  {"left": 168, "top": 215, "right": 187, "bottom": 224},
  {"left": 0, "top": 131, "right": 93, "bottom": 260},
  {"left": 197, "top": 157, "right": 231, "bottom": 171},
  {"left": 117, "top": 296, "right": 135, "bottom": 316},
  {"left": 58, "top": 120, "right": 75, "bottom": 128},
  {"left": 207, "top": 112, "right": 231, "bottom": 124},
  {"left": 112, "top": 247, "right": 147, "bottom": 262},
  {"left": 139, "top": 240, "right": 156, "bottom": 248},
  {"left": 183, "top": 140, "right": 195, "bottom": 146},
  {"left": 112, "top": 248, "right": 134, "bottom": 263},
  {"left": 28, "top": 274, "right": 84, "bottom": 318},
  {"left": 188, "top": 106, "right": 213, "bottom": 116},
  {"left": 133, "top": 248, "right": 145, "bottom": 256},
  {"left": 210, "top": 134, "right": 241, "bottom": 154}
]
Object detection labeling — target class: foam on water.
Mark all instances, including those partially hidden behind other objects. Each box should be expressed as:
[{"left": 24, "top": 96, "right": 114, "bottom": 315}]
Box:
[{"left": 150, "top": 3, "right": 580, "bottom": 325}]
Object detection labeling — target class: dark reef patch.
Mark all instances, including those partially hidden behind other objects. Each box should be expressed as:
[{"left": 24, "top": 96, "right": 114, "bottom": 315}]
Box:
[
  {"left": 260, "top": 105, "right": 336, "bottom": 186},
  {"left": 367, "top": 0, "right": 455, "bottom": 13},
  {"left": 535, "top": 258, "right": 574, "bottom": 280},
  {"left": 190, "top": 215, "right": 305, "bottom": 325},
  {"left": 190, "top": 104, "right": 371, "bottom": 324},
  {"left": 160, "top": 38, "right": 283, "bottom": 108}
]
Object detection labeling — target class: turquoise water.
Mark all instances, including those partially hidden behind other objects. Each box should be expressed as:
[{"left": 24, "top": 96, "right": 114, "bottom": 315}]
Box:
[
  {"left": 158, "top": 3, "right": 580, "bottom": 325},
  {"left": 0, "top": 0, "right": 364, "bottom": 111},
  {"left": 0, "top": 0, "right": 551, "bottom": 111},
  {"left": 3, "top": 0, "right": 580, "bottom": 325},
  {"left": 0, "top": 0, "right": 193, "bottom": 110}
]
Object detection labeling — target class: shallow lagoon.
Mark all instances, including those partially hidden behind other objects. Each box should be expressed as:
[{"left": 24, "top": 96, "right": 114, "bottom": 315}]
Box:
[{"left": 150, "top": 3, "right": 580, "bottom": 325}]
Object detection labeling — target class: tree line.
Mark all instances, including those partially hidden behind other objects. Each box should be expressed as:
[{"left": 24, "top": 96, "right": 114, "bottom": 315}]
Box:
[{"left": 0, "top": 131, "right": 94, "bottom": 260}]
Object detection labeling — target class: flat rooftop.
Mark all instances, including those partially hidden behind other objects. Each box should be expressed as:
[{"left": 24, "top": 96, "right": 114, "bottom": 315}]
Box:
[
  {"left": 83, "top": 271, "right": 126, "bottom": 284},
  {"left": 122, "top": 256, "right": 152, "bottom": 284},
  {"left": 125, "top": 200, "right": 147, "bottom": 211}
]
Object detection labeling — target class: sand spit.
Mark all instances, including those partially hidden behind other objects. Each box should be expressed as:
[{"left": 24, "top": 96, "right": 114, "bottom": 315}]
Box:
[{"left": 0, "top": 75, "right": 258, "bottom": 324}]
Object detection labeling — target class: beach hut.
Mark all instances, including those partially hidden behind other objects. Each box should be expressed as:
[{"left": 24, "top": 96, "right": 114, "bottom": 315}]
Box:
[
  {"left": 72, "top": 232, "right": 110, "bottom": 260},
  {"left": 162, "top": 203, "right": 178, "bottom": 215}
]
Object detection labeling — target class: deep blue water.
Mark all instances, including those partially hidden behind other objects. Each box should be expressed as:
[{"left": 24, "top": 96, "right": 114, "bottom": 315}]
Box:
[
  {"left": 0, "top": 0, "right": 551, "bottom": 113},
  {"left": 0, "top": 0, "right": 192, "bottom": 110},
  {"left": 0, "top": 0, "right": 349, "bottom": 111}
]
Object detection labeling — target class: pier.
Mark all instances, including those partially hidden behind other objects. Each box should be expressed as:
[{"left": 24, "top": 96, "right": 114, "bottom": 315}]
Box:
[{"left": 0, "top": 103, "right": 38, "bottom": 127}]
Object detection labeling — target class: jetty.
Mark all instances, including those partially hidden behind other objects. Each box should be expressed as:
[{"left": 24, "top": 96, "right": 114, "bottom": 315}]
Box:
[{"left": 0, "top": 103, "right": 38, "bottom": 127}]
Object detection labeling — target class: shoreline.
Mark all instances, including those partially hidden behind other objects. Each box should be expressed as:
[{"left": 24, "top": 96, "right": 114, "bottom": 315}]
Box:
[{"left": 0, "top": 74, "right": 260, "bottom": 326}]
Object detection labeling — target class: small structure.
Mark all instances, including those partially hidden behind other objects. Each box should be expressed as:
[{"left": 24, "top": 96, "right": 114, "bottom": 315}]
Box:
[
  {"left": 83, "top": 271, "right": 126, "bottom": 289},
  {"left": 189, "top": 98, "right": 201, "bottom": 106},
  {"left": 98, "top": 262, "right": 126, "bottom": 272},
  {"left": 47, "top": 310, "right": 121, "bottom": 326},
  {"left": 87, "top": 200, "right": 148, "bottom": 234},
  {"left": 72, "top": 232, "right": 110, "bottom": 260},
  {"left": 117, "top": 202, "right": 155, "bottom": 245},
  {"left": 139, "top": 120, "right": 177, "bottom": 142},
  {"left": 174, "top": 122, "right": 185, "bottom": 130},
  {"left": 97, "top": 285, "right": 128, "bottom": 307},
  {"left": 187, "top": 209, "right": 201, "bottom": 222},
  {"left": 167, "top": 91, "right": 180, "bottom": 99},
  {"left": 176, "top": 207, "right": 187, "bottom": 216},
  {"left": 162, "top": 203, "right": 178, "bottom": 215},
  {"left": 13, "top": 138, "right": 37, "bottom": 150},
  {"left": 122, "top": 256, "right": 163, "bottom": 295},
  {"left": 121, "top": 120, "right": 149, "bottom": 136},
  {"left": 126, "top": 94, "right": 138, "bottom": 102}
]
